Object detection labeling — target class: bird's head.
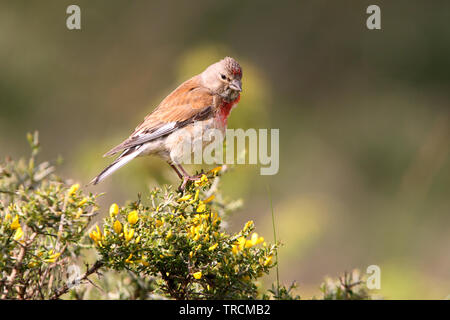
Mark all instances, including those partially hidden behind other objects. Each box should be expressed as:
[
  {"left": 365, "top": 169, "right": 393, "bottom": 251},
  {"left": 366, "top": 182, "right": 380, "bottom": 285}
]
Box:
[{"left": 201, "top": 57, "right": 242, "bottom": 101}]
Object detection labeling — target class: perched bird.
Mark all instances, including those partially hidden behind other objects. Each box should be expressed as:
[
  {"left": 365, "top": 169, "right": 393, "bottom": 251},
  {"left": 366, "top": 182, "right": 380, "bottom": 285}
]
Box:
[{"left": 91, "top": 57, "right": 242, "bottom": 189}]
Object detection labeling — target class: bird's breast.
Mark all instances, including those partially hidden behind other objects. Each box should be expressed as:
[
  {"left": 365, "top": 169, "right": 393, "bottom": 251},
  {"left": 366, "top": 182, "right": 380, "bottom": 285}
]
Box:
[{"left": 216, "top": 95, "right": 240, "bottom": 127}]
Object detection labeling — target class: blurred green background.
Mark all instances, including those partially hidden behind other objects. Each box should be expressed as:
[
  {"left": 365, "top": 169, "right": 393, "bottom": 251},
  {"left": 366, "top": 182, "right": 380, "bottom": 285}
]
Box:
[{"left": 0, "top": 0, "right": 449, "bottom": 299}]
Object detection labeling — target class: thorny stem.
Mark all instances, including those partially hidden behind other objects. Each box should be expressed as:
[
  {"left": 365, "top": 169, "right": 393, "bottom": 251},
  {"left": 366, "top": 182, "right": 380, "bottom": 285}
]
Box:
[
  {"left": 267, "top": 185, "right": 279, "bottom": 298},
  {"left": 50, "top": 260, "right": 104, "bottom": 300},
  {"left": 1, "top": 228, "right": 37, "bottom": 299}
]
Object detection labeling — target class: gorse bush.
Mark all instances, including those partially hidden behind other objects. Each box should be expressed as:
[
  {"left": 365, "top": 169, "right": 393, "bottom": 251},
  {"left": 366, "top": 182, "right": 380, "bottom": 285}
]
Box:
[
  {"left": 0, "top": 132, "right": 373, "bottom": 300},
  {"left": 0, "top": 132, "right": 98, "bottom": 299},
  {"left": 91, "top": 175, "right": 276, "bottom": 299}
]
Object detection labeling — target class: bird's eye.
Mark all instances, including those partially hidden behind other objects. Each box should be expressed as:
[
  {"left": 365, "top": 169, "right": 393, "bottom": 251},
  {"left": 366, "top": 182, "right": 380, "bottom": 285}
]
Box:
[{"left": 220, "top": 74, "right": 227, "bottom": 80}]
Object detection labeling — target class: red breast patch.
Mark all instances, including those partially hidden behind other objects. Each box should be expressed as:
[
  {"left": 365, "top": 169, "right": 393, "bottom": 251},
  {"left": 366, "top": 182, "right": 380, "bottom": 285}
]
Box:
[{"left": 218, "top": 95, "right": 240, "bottom": 125}]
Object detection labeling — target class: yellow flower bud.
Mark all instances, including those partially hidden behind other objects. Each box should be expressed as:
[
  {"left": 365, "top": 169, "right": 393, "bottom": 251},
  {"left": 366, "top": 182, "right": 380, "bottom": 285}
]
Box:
[
  {"left": 77, "top": 198, "right": 88, "bottom": 206},
  {"left": 89, "top": 224, "right": 103, "bottom": 245},
  {"left": 208, "top": 166, "right": 222, "bottom": 176},
  {"left": 177, "top": 194, "right": 192, "bottom": 202},
  {"left": 10, "top": 215, "right": 20, "bottom": 230},
  {"left": 264, "top": 255, "right": 273, "bottom": 266},
  {"left": 250, "top": 232, "right": 263, "bottom": 246},
  {"left": 109, "top": 203, "right": 119, "bottom": 217},
  {"left": 196, "top": 202, "right": 206, "bottom": 213},
  {"left": 243, "top": 220, "right": 254, "bottom": 232},
  {"left": 189, "top": 190, "right": 200, "bottom": 204},
  {"left": 67, "top": 184, "right": 80, "bottom": 196},
  {"left": 124, "top": 225, "right": 134, "bottom": 242},
  {"left": 75, "top": 208, "right": 83, "bottom": 219},
  {"left": 125, "top": 254, "right": 133, "bottom": 263},
  {"left": 203, "top": 194, "right": 215, "bottom": 203},
  {"left": 127, "top": 210, "right": 139, "bottom": 225},
  {"left": 48, "top": 252, "right": 61, "bottom": 260},
  {"left": 208, "top": 243, "right": 218, "bottom": 251},
  {"left": 193, "top": 271, "right": 202, "bottom": 279},
  {"left": 113, "top": 220, "right": 122, "bottom": 234},
  {"left": 237, "top": 236, "right": 246, "bottom": 251},
  {"left": 13, "top": 227, "right": 24, "bottom": 241}
]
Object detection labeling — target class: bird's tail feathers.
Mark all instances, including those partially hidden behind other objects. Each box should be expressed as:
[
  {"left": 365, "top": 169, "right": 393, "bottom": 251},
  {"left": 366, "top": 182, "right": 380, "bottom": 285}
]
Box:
[{"left": 90, "top": 147, "right": 142, "bottom": 185}]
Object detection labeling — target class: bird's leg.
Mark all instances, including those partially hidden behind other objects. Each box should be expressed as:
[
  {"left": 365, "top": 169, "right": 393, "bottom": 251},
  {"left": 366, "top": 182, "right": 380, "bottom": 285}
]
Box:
[
  {"left": 177, "top": 165, "right": 204, "bottom": 180},
  {"left": 168, "top": 163, "right": 183, "bottom": 179},
  {"left": 177, "top": 164, "right": 204, "bottom": 191}
]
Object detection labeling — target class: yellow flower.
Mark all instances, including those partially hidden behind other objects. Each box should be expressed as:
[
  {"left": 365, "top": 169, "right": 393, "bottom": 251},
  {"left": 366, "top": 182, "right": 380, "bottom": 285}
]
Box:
[
  {"left": 124, "top": 224, "right": 134, "bottom": 242},
  {"left": 208, "top": 166, "right": 222, "bottom": 176},
  {"left": 231, "top": 245, "right": 239, "bottom": 255},
  {"left": 196, "top": 202, "right": 206, "bottom": 213},
  {"left": 237, "top": 236, "right": 246, "bottom": 251},
  {"left": 263, "top": 255, "right": 273, "bottom": 266},
  {"left": 212, "top": 214, "right": 221, "bottom": 226},
  {"left": 44, "top": 252, "right": 61, "bottom": 263},
  {"left": 10, "top": 215, "right": 21, "bottom": 230},
  {"left": 192, "top": 214, "right": 201, "bottom": 225},
  {"left": 4, "top": 213, "right": 12, "bottom": 221},
  {"left": 75, "top": 208, "right": 83, "bottom": 219},
  {"left": 125, "top": 229, "right": 134, "bottom": 242},
  {"left": 194, "top": 174, "right": 208, "bottom": 187},
  {"left": 188, "top": 189, "right": 200, "bottom": 204},
  {"left": 155, "top": 219, "right": 163, "bottom": 228},
  {"left": 109, "top": 203, "right": 119, "bottom": 217},
  {"left": 113, "top": 220, "right": 122, "bottom": 234},
  {"left": 67, "top": 183, "right": 80, "bottom": 196},
  {"left": 166, "top": 230, "right": 172, "bottom": 240},
  {"left": 203, "top": 194, "right": 215, "bottom": 203},
  {"left": 77, "top": 197, "right": 88, "bottom": 206},
  {"left": 141, "top": 259, "right": 149, "bottom": 266},
  {"left": 135, "top": 235, "right": 141, "bottom": 244},
  {"left": 89, "top": 225, "right": 103, "bottom": 245},
  {"left": 177, "top": 194, "right": 192, "bottom": 202},
  {"left": 243, "top": 220, "right": 254, "bottom": 232},
  {"left": 193, "top": 271, "right": 202, "bottom": 279},
  {"left": 127, "top": 210, "right": 139, "bottom": 225},
  {"left": 189, "top": 251, "right": 194, "bottom": 259},
  {"left": 125, "top": 254, "right": 133, "bottom": 264},
  {"left": 13, "top": 227, "right": 24, "bottom": 241},
  {"left": 248, "top": 232, "right": 264, "bottom": 247},
  {"left": 208, "top": 243, "right": 218, "bottom": 251}
]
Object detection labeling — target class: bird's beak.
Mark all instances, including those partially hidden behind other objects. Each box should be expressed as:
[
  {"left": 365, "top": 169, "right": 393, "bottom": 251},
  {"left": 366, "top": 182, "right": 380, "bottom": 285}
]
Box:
[{"left": 229, "top": 79, "right": 242, "bottom": 92}]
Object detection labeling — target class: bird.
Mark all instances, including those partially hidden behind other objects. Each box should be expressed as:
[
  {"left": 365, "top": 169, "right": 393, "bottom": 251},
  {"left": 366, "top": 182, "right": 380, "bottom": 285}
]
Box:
[{"left": 91, "top": 57, "right": 242, "bottom": 190}]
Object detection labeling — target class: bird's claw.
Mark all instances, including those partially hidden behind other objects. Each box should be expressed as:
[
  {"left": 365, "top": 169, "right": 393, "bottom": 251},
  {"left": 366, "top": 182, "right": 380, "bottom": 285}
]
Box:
[{"left": 178, "top": 174, "right": 205, "bottom": 192}]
